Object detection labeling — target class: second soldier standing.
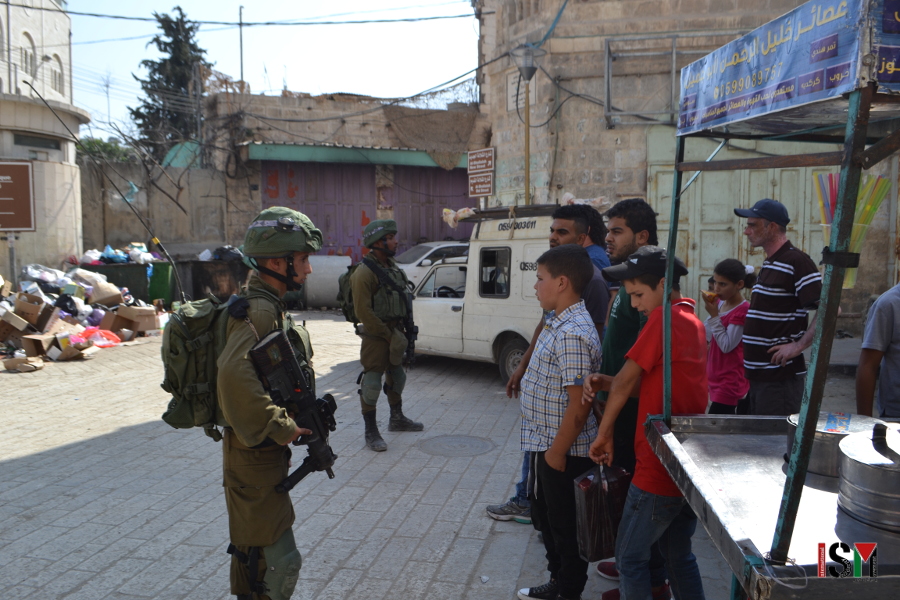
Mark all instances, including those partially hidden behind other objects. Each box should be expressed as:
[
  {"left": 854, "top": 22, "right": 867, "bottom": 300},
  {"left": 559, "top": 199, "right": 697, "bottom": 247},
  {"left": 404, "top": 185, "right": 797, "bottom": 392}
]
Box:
[{"left": 350, "top": 219, "right": 424, "bottom": 451}]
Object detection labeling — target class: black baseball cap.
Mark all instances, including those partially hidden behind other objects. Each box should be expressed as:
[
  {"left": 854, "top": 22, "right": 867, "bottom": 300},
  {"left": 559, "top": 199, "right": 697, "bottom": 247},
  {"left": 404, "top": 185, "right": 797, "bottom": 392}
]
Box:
[
  {"left": 602, "top": 246, "right": 688, "bottom": 281},
  {"left": 733, "top": 199, "right": 790, "bottom": 226}
]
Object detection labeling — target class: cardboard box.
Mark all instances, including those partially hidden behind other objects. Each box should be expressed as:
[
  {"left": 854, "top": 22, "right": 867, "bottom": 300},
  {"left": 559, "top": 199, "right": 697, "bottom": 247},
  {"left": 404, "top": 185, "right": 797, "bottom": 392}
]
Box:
[
  {"left": 14, "top": 293, "right": 44, "bottom": 326},
  {"left": 47, "top": 343, "right": 98, "bottom": 361},
  {"left": 0, "top": 278, "right": 11, "bottom": 298},
  {"left": 61, "top": 283, "right": 86, "bottom": 299},
  {"left": 118, "top": 305, "right": 159, "bottom": 332},
  {"left": 89, "top": 280, "right": 124, "bottom": 307},
  {"left": 21, "top": 334, "right": 56, "bottom": 357},
  {"left": 47, "top": 319, "right": 84, "bottom": 337},
  {"left": 2, "top": 310, "right": 31, "bottom": 332},
  {"left": 35, "top": 305, "right": 62, "bottom": 333},
  {"left": 99, "top": 311, "right": 138, "bottom": 334}
]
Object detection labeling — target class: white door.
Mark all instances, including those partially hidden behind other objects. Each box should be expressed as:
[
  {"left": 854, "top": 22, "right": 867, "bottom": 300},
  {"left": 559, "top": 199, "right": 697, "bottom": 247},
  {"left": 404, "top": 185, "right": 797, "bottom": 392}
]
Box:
[
  {"left": 647, "top": 126, "right": 841, "bottom": 309},
  {"left": 412, "top": 265, "right": 467, "bottom": 353}
]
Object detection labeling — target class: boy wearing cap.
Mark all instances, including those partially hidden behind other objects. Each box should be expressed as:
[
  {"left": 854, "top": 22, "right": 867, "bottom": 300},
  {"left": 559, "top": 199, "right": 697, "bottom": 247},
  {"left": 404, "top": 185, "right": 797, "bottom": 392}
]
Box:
[
  {"left": 734, "top": 199, "right": 823, "bottom": 416},
  {"left": 516, "top": 245, "right": 602, "bottom": 600},
  {"left": 351, "top": 219, "right": 424, "bottom": 452},
  {"left": 585, "top": 246, "right": 708, "bottom": 600}
]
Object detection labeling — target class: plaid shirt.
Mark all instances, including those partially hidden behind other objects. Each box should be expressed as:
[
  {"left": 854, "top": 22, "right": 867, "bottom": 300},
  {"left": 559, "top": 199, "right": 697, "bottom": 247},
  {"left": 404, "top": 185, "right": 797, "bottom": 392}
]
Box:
[{"left": 520, "top": 301, "right": 602, "bottom": 456}]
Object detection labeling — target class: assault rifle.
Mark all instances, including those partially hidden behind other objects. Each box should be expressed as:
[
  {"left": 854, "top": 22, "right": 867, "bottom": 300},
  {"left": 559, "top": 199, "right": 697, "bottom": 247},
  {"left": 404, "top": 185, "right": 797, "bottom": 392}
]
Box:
[{"left": 248, "top": 329, "right": 338, "bottom": 493}]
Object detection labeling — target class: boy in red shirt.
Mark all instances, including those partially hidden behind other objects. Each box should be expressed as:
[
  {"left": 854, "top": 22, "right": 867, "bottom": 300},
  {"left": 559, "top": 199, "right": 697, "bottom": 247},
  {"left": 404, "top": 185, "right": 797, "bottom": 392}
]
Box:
[{"left": 584, "top": 246, "right": 708, "bottom": 600}]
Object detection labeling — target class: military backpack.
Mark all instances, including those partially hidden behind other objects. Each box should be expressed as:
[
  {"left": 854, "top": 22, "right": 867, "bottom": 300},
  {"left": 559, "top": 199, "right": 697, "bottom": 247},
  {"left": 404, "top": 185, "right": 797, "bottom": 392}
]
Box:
[{"left": 160, "top": 291, "right": 273, "bottom": 441}]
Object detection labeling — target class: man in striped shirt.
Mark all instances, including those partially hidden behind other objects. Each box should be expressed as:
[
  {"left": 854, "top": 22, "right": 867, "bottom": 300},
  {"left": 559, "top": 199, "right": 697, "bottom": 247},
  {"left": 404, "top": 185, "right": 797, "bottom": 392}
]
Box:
[{"left": 734, "top": 199, "right": 823, "bottom": 415}]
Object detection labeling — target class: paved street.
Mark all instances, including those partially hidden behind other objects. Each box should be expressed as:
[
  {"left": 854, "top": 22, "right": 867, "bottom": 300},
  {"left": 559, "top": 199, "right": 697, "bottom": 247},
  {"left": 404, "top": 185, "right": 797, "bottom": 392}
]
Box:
[{"left": 1, "top": 311, "right": 858, "bottom": 599}]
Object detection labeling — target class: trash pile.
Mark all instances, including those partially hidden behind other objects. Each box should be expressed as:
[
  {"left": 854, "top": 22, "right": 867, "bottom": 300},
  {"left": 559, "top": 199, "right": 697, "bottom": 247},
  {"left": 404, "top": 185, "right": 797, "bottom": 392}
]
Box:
[
  {"left": 77, "top": 243, "right": 159, "bottom": 266},
  {"left": 0, "top": 266, "right": 167, "bottom": 373}
]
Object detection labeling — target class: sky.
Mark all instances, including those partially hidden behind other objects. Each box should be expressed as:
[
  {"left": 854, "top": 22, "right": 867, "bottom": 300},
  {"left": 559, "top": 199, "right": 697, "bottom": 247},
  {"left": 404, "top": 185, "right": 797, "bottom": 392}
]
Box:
[{"left": 68, "top": 0, "right": 480, "bottom": 139}]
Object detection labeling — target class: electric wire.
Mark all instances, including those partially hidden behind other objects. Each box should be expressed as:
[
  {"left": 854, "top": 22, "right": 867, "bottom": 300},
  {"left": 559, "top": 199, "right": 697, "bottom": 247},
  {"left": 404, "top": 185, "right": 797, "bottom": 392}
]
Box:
[
  {"left": 23, "top": 81, "right": 187, "bottom": 302},
  {"left": 2, "top": 3, "right": 486, "bottom": 25}
]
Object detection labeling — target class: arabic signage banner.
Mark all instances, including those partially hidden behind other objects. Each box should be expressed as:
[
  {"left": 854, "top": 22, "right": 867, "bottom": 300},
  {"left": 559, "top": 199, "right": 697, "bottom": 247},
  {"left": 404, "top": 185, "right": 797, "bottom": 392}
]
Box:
[
  {"left": 678, "top": 0, "right": 861, "bottom": 135},
  {"left": 874, "top": 0, "right": 900, "bottom": 89},
  {"left": 0, "top": 162, "right": 34, "bottom": 232}
]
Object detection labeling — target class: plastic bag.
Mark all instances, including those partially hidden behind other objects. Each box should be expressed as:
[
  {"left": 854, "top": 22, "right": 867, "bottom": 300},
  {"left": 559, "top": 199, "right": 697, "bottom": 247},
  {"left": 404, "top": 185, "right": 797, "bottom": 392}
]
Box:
[
  {"left": 574, "top": 464, "right": 633, "bottom": 563},
  {"left": 78, "top": 327, "right": 120, "bottom": 348},
  {"left": 102, "top": 245, "right": 128, "bottom": 264},
  {"left": 68, "top": 268, "right": 108, "bottom": 287},
  {"left": 80, "top": 249, "right": 103, "bottom": 264},
  {"left": 21, "top": 263, "right": 66, "bottom": 283},
  {"left": 214, "top": 245, "right": 243, "bottom": 261}
]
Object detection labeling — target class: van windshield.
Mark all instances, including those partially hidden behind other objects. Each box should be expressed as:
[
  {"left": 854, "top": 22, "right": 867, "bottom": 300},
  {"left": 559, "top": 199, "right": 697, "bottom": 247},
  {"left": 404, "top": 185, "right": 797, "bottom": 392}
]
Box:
[{"left": 395, "top": 245, "right": 434, "bottom": 264}]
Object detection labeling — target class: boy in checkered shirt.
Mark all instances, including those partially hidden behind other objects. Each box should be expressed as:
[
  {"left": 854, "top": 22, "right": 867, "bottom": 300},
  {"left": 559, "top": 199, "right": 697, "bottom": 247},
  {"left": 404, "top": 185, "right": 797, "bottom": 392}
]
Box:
[{"left": 517, "top": 245, "right": 602, "bottom": 600}]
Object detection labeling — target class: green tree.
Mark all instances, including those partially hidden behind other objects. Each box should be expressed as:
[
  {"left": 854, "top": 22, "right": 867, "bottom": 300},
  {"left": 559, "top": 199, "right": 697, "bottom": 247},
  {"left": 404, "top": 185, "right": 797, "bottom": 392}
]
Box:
[
  {"left": 129, "top": 7, "right": 211, "bottom": 161},
  {"left": 77, "top": 137, "right": 135, "bottom": 163}
]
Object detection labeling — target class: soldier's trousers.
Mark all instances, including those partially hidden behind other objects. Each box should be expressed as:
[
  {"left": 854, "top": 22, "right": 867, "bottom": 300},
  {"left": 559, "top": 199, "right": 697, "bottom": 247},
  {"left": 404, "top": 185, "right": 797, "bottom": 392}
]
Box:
[{"left": 358, "top": 333, "right": 406, "bottom": 413}]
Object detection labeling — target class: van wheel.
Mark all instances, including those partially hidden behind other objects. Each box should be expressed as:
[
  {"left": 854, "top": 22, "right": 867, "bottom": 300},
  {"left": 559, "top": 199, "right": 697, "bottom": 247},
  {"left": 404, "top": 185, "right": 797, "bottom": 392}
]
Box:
[{"left": 499, "top": 337, "right": 529, "bottom": 382}]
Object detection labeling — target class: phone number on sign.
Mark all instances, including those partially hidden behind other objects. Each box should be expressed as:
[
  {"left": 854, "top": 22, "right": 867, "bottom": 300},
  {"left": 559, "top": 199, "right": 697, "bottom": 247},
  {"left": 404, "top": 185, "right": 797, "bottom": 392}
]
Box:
[{"left": 712, "top": 62, "right": 784, "bottom": 100}]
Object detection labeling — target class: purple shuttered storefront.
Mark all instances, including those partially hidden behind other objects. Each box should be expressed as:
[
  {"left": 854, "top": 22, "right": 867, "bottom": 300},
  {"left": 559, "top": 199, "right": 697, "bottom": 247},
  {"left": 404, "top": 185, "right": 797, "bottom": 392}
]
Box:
[{"left": 261, "top": 161, "right": 474, "bottom": 262}]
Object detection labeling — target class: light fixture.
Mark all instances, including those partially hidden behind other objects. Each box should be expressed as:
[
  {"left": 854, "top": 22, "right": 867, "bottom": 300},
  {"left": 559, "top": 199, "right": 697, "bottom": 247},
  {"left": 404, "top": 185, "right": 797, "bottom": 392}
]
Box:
[{"left": 509, "top": 44, "right": 546, "bottom": 205}]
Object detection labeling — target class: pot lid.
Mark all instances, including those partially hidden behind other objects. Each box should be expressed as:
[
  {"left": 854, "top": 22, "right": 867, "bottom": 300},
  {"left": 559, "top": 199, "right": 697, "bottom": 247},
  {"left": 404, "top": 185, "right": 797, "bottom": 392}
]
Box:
[
  {"left": 787, "top": 411, "right": 884, "bottom": 435},
  {"left": 839, "top": 424, "right": 900, "bottom": 470}
]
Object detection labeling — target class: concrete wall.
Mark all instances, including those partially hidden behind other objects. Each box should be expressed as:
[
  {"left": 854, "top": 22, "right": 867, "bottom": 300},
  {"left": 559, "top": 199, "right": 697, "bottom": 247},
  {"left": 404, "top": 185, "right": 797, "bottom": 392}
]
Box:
[{"left": 80, "top": 163, "right": 228, "bottom": 257}]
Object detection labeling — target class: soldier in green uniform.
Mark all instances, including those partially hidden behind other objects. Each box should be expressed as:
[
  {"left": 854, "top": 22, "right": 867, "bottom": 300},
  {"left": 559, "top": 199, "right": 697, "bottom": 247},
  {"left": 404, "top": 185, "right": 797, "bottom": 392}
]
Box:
[
  {"left": 351, "top": 219, "right": 424, "bottom": 451},
  {"left": 217, "top": 207, "right": 323, "bottom": 600}
]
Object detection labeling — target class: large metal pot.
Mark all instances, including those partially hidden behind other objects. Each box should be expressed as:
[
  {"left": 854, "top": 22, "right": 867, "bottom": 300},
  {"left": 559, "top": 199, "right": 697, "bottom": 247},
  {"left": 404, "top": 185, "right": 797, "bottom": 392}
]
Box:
[
  {"left": 786, "top": 412, "right": 884, "bottom": 477},
  {"left": 838, "top": 423, "right": 900, "bottom": 533}
]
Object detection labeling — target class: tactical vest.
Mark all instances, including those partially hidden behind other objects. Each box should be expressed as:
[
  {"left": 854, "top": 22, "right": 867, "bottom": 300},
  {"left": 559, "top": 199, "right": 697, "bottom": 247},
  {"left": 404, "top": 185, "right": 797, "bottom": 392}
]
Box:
[
  {"left": 363, "top": 255, "right": 409, "bottom": 321},
  {"left": 246, "top": 283, "right": 316, "bottom": 396}
]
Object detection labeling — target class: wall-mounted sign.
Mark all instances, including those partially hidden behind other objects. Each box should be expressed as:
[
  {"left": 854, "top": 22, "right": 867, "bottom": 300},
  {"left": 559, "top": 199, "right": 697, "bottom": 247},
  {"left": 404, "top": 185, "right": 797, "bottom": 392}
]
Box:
[
  {"left": 467, "top": 148, "right": 495, "bottom": 174},
  {"left": 0, "top": 162, "right": 35, "bottom": 232},
  {"left": 468, "top": 172, "right": 494, "bottom": 197}
]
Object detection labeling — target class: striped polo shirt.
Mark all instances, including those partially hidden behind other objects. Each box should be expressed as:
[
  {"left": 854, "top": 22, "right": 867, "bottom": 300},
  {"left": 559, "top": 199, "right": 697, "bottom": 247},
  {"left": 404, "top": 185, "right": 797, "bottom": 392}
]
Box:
[{"left": 743, "top": 241, "right": 822, "bottom": 381}]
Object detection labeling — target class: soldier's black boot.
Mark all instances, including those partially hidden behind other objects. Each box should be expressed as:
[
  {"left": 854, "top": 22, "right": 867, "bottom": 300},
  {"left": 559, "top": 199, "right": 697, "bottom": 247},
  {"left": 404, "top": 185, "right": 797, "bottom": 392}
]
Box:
[
  {"left": 364, "top": 411, "right": 387, "bottom": 452},
  {"left": 388, "top": 402, "right": 424, "bottom": 432}
]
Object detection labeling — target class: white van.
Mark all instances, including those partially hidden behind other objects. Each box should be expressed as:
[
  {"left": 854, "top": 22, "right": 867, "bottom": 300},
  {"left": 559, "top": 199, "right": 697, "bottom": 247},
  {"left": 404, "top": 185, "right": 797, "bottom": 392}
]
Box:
[{"left": 411, "top": 205, "right": 555, "bottom": 380}]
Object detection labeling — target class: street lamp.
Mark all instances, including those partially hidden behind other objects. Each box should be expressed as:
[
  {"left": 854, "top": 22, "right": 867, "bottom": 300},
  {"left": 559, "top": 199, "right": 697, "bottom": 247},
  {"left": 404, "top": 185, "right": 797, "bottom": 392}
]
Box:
[{"left": 510, "top": 44, "right": 545, "bottom": 206}]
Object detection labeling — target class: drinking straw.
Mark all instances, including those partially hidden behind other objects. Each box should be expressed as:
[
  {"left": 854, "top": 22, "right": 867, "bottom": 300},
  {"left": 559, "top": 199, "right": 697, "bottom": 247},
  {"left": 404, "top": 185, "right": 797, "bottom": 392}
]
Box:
[
  {"left": 821, "top": 173, "right": 833, "bottom": 224},
  {"left": 855, "top": 175, "right": 877, "bottom": 222},
  {"left": 814, "top": 174, "right": 827, "bottom": 226}
]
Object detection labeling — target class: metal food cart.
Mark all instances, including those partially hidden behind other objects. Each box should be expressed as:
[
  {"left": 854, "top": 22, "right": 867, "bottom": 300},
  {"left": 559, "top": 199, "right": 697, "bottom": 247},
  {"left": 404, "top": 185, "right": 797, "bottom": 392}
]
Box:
[{"left": 655, "top": 0, "right": 900, "bottom": 597}]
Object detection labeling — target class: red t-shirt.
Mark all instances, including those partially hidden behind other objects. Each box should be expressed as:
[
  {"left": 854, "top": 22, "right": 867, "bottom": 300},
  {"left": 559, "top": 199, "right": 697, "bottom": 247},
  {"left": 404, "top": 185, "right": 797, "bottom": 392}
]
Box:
[
  {"left": 707, "top": 301, "right": 750, "bottom": 406},
  {"left": 626, "top": 300, "right": 708, "bottom": 497}
]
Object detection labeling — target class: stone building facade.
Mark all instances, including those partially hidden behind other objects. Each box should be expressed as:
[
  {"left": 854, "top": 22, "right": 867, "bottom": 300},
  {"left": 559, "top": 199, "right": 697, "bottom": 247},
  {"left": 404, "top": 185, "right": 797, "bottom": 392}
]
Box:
[{"left": 472, "top": 0, "right": 898, "bottom": 331}]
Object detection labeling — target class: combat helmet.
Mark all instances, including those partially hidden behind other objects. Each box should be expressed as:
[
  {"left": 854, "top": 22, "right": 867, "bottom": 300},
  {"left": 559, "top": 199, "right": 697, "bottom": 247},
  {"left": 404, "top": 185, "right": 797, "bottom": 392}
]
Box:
[
  {"left": 363, "top": 219, "right": 398, "bottom": 251},
  {"left": 241, "top": 206, "right": 323, "bottom": 290}
]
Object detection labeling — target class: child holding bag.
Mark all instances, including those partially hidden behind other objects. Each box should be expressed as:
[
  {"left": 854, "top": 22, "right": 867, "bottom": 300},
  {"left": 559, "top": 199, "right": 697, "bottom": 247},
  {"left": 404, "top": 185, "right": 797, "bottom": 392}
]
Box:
[{"left": 702, "top": 259, "right": 757, "bottom": 415}]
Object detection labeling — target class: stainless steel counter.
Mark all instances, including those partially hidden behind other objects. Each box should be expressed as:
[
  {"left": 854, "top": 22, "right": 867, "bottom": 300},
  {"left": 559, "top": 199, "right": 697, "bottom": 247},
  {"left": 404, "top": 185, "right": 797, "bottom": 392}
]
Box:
[{"left": 647, "top": 415, "right": 900, "bottom": 599}]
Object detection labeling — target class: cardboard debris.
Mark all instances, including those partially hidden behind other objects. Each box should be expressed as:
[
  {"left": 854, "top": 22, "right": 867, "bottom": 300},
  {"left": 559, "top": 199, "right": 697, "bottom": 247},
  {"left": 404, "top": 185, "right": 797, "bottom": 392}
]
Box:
[
  {"left": 35, "top": 305, "right": 62, "bottom": 333},
  {"left": 99, "top": 311, "right": 138, "bottom": 334},
  {"left": 3, "top": 356, "right": 44, "bottom": 372},
  {"left": 14, "top": 293, "right": 45, "bottom": 326},
  {"left": 117, "top": 305, "right": 158, "bottom": 332},
  {"left": 1, "top": 310, "right": 33, "bottom": 342},
  {"left": 61, "top": 283, "right": 86, "bottom": 299},
  {"left": 90, "top": 280, "right": 124, "bottom": 307},
  {"left": 0, "top": 278, "right": 11, "bottom": 298},
  {"left": 46, "top": 343, "right": 98, "bottom": 361},
  {"left": 21, "top": 334, "right": 56, "bottom": 357}
]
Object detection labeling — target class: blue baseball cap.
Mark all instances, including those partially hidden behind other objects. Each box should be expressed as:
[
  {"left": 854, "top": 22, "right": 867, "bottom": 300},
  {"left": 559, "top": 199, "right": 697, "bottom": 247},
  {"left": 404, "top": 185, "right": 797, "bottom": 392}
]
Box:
[{"left": 734, "top": 199, "right": 790, "bottom": 226}]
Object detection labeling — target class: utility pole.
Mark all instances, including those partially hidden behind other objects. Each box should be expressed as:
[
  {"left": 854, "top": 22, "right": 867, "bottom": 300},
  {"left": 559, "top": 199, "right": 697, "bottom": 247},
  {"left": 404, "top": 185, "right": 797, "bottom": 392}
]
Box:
[{"left": 239, "top": 6, "right": 244, "bottom": 92}]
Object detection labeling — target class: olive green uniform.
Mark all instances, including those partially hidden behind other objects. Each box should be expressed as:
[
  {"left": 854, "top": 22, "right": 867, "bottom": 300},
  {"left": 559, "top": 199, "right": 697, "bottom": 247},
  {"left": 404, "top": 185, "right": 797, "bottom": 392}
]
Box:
[
  {"left": 217, "top": 275, "right": 314, "bottom": 599},
  {"left": 350, "top": 254, "right": 410, "bottom": 412}
]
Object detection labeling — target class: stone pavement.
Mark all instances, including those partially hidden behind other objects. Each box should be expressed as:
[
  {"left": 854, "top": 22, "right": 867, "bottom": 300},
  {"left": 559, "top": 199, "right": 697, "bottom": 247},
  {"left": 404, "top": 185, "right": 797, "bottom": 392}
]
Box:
[{"left": 0, "top": 311, "right": 859, "bottom": 599}]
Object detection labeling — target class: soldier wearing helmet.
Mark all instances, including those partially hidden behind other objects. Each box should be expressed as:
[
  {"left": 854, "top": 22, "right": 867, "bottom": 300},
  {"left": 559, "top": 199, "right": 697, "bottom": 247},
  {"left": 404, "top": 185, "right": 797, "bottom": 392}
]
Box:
[
  {"left": 217, "top": 207, "right": 323, "bottom": 600},
  {"left": 350, "top": 219, "right": 424, "bottom": 451}
]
